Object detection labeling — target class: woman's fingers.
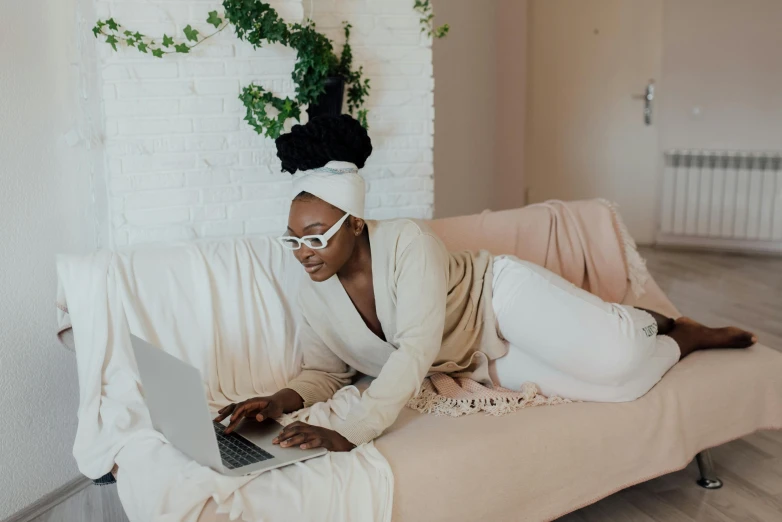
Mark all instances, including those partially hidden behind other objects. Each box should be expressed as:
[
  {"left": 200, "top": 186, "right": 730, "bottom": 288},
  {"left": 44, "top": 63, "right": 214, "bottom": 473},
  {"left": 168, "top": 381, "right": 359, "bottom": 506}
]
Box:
[
  {"left": 271, "top": 423, "right": 342, "bottom": 451},
  {"left": 230, "top": 401, "right": 251, "bottom": 419},
  {"left": 279, "top": 433, "right": 309, "bottom": 448},
  {"left": 223, "top": 414, "right": 243, "bottom": 434},
  {"left": 235, "top": 398, "right": 268, "bottom": 419},
  {"left": 255, "top": 407, "right": 271, "bottom": 422},
  {"left": 272, "top": 425, "right": 302, "bottom": 444},
  {"left": 213, "top": 403, "right": 236, "bottom": 423},
  {"left": 254, "top": 402, "right": 276, "bottom": 422},
  {"left": 300, "top": 437, "right": 324, "bottom": 450},
  {"left": 224, "top": 399, "right": 270, "bottom": 434},
  {"left": 273, "top": 422, "right": 309, "bottom": 445},
  {"left": 276, "top": 421, "right": 305, "bottom": 435},
  {"left": 224, "top": 401, "right": 255, "bottom": 434}
]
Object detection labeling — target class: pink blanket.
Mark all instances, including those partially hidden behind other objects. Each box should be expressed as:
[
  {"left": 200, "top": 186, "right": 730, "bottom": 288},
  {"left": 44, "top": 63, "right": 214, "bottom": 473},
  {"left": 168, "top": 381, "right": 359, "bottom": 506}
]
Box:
[{"left": 408, "top": 199, "right": 650, "bottom": 416}]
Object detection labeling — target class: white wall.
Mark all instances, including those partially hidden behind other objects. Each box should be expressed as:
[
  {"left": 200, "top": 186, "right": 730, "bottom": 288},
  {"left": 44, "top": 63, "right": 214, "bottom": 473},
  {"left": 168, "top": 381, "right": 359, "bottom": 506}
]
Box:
[
  {"left": 659, "top": 0, "right": 782, "bottom": 152},
  {"left": 0, "top": 0, "right": 106, "bottom": 517},
  {"left": 97, "top": 0, "right": 434, "bottom": 247}
]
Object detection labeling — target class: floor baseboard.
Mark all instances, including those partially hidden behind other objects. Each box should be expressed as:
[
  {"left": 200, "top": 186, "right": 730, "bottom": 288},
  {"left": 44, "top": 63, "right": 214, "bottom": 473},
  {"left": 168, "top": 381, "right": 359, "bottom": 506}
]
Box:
[{"left": 2, "top": 476, "right": 92, "bottom": 522}]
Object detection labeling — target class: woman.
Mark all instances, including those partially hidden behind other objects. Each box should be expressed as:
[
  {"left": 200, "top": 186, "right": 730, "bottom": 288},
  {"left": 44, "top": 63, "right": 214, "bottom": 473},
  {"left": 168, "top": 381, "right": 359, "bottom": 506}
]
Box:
[{"left": 215, "top": 115, "right": 755, "bottom": 453}]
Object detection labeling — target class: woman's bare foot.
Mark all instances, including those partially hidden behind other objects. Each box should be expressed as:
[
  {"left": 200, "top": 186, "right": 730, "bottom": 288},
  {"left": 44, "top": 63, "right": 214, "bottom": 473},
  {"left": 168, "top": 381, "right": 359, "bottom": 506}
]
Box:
[{"left": 669, "top": 317, "right": 757, "bottom": 359}]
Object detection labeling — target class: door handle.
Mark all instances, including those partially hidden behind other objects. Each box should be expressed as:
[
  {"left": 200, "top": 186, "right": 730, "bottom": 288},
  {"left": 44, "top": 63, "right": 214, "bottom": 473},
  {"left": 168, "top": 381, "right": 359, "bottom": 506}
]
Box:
[{"left": 632, "top": 80, "right": 655, "bottom": 125}]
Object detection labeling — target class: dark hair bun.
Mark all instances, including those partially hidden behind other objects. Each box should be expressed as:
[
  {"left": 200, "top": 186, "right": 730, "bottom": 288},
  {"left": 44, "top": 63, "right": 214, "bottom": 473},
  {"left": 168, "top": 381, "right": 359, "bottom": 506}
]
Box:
[{"left": 275, "top": 114, "right": 373, "bottom": 174}]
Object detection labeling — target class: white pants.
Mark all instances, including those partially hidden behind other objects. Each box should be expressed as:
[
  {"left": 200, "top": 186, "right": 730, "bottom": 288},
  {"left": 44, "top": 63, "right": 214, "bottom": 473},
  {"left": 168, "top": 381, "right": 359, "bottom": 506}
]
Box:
[{"left": 492, "top": 256, "right": 680, "bottom": 402}]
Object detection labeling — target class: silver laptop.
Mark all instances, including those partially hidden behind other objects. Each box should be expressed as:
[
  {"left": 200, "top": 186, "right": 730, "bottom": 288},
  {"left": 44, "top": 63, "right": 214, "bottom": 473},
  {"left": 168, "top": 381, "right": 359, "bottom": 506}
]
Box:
[{"left": 131, "top": 334, "right": 327, "bottom": 476}]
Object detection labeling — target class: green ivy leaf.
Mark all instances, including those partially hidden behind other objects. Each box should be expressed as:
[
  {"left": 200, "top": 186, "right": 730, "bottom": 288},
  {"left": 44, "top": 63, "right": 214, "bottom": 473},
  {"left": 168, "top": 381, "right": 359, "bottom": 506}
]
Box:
[
  {"left": 162, "top": 34, "right": 174, "bottom": 47},
  {"left": 126, "top": 37, "right": 136, "bottom": 47},
  {"left": 92, "top": 25, "right": 101, "bottom": 38},
  {"left": 134, "top": 31, "right": 143, "bottom": 40},
  {"left": 183, "top": 25, "right": 199, "bottom": 42},
  {"left": 434, "top": 24, "right": 449, "bottom": 38},
  {"left": 124, "top": 30, "right": 132, "bottom": 37},
  {"left": 357, "top": 109, "right": 369, "bottom": 129},
  {"left": 151, "top": 48, "right": 164, "bottom": 58},
  {"left": 174, "top": 43, "right": 190, "bottom": 53},
  {"left": 105, "top": 34, "right": 118, "bottom": 51},
  {"left": 206, "top": 11, "right": 222, "bottom": 29},
  {"left": 106, "top": 18, "right": 118, "bottom": 31},
  {"left": 137, "top": 41, "right": 148, "bottom": 53}
]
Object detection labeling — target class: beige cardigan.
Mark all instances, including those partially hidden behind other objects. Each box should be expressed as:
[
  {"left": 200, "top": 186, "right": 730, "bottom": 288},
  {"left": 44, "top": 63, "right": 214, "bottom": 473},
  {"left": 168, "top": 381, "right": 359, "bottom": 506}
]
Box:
[{"left": 285, "top": 218, "right": 507, "bottom": 445}]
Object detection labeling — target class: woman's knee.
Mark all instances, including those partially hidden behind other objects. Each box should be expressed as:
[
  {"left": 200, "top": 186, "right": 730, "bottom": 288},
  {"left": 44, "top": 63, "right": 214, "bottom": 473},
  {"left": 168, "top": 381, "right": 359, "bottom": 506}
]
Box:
[{"left": 584, "top": 332, "right": 653, "bottom": 386}]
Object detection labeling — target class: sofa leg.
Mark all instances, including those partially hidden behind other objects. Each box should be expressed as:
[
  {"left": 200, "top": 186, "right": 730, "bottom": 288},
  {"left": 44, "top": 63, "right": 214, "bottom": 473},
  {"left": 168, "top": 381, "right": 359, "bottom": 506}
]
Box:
[{"left": 696, "top": 450, "right": 723, "bottom": 489}]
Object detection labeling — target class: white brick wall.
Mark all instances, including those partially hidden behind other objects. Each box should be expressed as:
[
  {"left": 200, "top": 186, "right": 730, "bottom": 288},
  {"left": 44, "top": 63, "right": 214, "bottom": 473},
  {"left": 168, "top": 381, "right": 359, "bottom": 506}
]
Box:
[{"left": 95, "top": 0, "right": 434, "bottom": 247}]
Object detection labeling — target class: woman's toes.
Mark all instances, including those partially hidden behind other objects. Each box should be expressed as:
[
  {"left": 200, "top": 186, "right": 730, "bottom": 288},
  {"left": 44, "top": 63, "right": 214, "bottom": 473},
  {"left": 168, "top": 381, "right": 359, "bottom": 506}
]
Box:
[
  {"left": 671, "top": 317, "right": 756, "bottom": 353},
  {"left": 718, "top": 327, "right": 756, "bottom": 349}
]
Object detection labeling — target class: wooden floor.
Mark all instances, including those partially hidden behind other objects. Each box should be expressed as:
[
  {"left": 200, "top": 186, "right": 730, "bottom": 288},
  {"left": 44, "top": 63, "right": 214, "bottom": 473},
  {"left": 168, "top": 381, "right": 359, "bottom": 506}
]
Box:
[{"left": 28, "top": 248, "right": 782, "bottom": 522}]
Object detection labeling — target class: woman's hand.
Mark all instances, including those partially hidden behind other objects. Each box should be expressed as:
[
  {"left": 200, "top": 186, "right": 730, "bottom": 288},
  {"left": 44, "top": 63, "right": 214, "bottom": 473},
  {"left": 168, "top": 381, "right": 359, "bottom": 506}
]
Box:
[
  {"left": 273, "top": 421, "right": 356, "bottom": 452},
  {"left": 215, "top": 389, "right": 304, "bottom": 435}
]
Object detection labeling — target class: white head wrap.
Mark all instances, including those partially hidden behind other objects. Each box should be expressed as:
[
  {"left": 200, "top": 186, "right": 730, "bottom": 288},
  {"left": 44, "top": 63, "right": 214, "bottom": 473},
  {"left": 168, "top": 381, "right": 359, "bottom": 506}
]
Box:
[{"left": 290, "top": 160, "right": 366, "bottom": 218}]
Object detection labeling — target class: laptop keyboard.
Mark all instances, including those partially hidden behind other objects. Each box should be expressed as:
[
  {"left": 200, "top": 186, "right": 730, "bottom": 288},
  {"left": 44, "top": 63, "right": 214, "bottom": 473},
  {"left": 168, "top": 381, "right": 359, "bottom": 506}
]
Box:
[{"left": 213, "top": 421, "right": 275, "bottom": 469}]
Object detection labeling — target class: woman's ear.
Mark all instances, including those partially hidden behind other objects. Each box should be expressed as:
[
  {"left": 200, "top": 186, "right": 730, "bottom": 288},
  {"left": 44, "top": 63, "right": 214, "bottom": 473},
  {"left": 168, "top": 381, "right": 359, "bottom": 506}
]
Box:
[{"left": 350, "top": 217, "right": 365, "bottom": 236}]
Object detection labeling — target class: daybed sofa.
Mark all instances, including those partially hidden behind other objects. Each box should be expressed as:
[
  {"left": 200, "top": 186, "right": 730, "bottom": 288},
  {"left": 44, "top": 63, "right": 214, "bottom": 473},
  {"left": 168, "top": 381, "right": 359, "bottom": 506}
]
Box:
[{"left": 58, "top": 202, "right": 782, "bottom": 521}]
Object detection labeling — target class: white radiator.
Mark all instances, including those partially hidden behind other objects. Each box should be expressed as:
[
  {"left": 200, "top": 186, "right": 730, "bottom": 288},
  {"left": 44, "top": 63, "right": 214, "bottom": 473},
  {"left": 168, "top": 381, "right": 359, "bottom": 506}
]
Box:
[{"left": 657, "top": 150, "right": 782, "bottom": 253}]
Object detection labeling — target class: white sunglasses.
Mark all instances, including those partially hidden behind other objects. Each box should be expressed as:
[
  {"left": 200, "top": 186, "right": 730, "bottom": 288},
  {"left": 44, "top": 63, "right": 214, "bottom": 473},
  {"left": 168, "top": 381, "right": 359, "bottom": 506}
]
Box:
[{"left": 277, "top": 212, "right": 350, "bottom": 250}]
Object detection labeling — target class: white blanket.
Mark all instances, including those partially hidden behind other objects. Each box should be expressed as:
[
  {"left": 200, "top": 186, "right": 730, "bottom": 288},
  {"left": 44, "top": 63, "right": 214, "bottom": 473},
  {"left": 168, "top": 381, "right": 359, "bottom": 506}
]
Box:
[{"left": 56, "top": 238, "right": 394, "bottom": 522}]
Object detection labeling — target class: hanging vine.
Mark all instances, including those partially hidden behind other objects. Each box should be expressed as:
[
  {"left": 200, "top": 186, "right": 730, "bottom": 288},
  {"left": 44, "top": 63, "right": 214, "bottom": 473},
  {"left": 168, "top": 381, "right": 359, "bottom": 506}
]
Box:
[
  {"left": 92, "top": 11, "right": 228, "bottom": 57},
  {"left": 413, "top": 0, "right": 450, "bottom": 39},
  {"left": 93, "top": 1, "right": 447, "bottom": 138}
]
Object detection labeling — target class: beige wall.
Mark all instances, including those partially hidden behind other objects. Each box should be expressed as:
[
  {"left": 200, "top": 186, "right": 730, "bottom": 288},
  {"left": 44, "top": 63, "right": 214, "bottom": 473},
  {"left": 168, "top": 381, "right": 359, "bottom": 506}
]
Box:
[
  {"left": 494, "top": 0, "right": 528, "bottom": 211},
  {"left": 432, "top": 0, "right": 498, "bottom": 218},
  {"left": 433, "top": 0, "right": 781, "bottom": 227},
  {"left": 432, "top": 0, "right": 528, "bottom": 218},
  {"left": 659, "top": 0, "right": 782, "bottom": 151}
]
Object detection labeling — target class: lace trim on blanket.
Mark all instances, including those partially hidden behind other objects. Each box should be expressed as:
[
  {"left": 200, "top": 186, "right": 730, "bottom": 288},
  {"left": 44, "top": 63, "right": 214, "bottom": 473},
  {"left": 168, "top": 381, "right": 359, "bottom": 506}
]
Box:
[{"left": 407, "top": 380, "right": 571, "bottom": 417}]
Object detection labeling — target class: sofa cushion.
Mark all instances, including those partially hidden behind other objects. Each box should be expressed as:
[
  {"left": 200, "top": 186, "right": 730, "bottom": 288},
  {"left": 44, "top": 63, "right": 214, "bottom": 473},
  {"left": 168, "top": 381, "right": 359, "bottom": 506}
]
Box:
[{"left": 374, "top": 344, "right": 782, "bottom": 522}]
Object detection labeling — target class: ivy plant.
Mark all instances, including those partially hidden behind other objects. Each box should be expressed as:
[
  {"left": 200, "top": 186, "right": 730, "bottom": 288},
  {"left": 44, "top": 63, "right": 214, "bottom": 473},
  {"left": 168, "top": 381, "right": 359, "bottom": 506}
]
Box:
[
  {"left": 94, "top": 1, "right": 447, "bottom": 138},
  {"left": 92, "top": 11, "right": 228, "bottom": 58},
  {"left": 414, "top": 0, "right": 450, "bottom": 39}
]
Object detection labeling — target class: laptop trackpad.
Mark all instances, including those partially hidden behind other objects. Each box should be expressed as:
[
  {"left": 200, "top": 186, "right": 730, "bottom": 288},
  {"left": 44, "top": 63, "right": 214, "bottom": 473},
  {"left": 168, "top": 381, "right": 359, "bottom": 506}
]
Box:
[{"left": 232, "top": 419, "right": 328, "bottom": 459}]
